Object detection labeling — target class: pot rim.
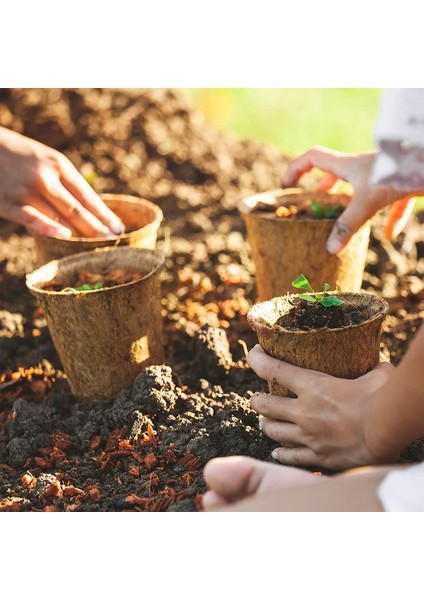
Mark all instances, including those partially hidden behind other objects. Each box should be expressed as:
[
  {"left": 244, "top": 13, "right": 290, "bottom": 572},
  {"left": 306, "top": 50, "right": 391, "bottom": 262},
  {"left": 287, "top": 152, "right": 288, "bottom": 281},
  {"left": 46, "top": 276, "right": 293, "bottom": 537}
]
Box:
[
  {"left": 26, "top": 246, "right": 165, "bottom": 296},
  {"left": 238, "top": 188, "right": 353, "bottom": 222},
  {"left": 247, "top": 292, "right": 389, "bottom": 335},
  {"left": 29, "top": 194, "right": 163, "bottom": 244}
]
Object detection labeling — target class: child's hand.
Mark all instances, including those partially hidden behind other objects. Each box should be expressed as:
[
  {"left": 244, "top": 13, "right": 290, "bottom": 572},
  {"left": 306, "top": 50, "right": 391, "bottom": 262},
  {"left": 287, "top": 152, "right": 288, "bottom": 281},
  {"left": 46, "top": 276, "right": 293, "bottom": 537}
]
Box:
[
  {"left": 282, "top": 146, "right": 415, "bottom": 253},
  {"left": 0, "top": 127, "right": 124, "bottom": 238},
  {"left": 247, "top": 344, "right": 400, "bottom": 471}
]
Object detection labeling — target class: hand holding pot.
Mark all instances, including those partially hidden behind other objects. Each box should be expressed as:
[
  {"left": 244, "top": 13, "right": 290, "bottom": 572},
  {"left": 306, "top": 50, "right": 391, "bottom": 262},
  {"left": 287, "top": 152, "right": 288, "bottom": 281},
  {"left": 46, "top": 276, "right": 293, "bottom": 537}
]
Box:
[
  {"left": 247, "top": 344, "right": 399, "bottom": 471},
  {"left": 0, "top": 127, "right": 124, "bottom": 238},
  {"left": 282, "top": 146, "right": 417, "bottom": 254}
]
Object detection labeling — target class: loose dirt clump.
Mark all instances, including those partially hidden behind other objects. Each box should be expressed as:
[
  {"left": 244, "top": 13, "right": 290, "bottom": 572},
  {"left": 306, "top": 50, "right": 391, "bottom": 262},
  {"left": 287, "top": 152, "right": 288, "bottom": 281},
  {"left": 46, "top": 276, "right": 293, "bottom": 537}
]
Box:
[{"left": 0, "top": 89, "right": 423, "bottom": 511}]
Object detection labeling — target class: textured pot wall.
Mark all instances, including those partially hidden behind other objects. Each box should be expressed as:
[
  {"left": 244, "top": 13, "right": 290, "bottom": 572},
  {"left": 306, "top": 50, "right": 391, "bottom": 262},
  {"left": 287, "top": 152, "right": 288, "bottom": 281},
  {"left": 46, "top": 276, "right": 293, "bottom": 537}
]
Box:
[
  {"left": 239, "top": 189, "right": 370, "bottom": 301},
  {"left": 248, "top": 293, "right": 388, "bottom": 397},
  {"left": 27, "top": 247, "right": 164, "bottom": 401}
]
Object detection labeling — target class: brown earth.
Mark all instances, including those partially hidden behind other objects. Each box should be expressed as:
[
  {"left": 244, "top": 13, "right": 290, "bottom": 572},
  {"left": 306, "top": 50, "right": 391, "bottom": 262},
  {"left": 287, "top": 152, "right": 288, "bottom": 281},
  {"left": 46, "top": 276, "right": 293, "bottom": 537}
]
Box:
[{"left": 0, "top": 88, "right": 423, "bottom": 512}]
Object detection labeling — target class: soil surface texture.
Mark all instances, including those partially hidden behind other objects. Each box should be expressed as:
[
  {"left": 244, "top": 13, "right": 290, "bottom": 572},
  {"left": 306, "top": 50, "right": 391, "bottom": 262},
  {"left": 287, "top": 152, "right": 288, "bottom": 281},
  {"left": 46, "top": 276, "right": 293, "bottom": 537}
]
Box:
[
  {"left": 0, "top": 89, "right": 423, "bottom": 512},
  {"left": 277, "top": 297, "right": 366, "bottom": 330}
]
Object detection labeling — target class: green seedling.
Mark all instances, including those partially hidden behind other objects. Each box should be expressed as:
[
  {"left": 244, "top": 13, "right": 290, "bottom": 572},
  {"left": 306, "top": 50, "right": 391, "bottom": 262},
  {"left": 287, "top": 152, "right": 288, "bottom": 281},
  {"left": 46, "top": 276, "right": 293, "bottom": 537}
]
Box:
[
  {"left": 291, "top": 274, "right": 345, "bottom": 307},
  {"left": 310, "top": 198, "right": 345, "bottom": 220},
  {"left": 74, "top": 282, "right": 104, "bottom": 292}
]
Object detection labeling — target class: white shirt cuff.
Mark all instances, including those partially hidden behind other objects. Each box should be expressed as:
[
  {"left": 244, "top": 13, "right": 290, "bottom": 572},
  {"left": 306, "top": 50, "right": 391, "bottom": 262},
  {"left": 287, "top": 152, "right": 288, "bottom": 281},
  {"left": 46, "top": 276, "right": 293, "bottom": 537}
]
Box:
[{"left": 378, "top": 462, "right": 424, "bottom": 512}]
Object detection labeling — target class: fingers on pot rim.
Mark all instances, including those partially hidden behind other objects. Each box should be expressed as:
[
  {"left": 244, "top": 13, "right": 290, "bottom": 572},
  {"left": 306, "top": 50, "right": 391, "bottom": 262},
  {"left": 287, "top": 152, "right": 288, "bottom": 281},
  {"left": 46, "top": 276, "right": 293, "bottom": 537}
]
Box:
[
  {"left": 41, "top": 175, "right": 114, "bottom": 237},
  {"left": 60, "top": 163, "right": 125, "bottom": 234}
]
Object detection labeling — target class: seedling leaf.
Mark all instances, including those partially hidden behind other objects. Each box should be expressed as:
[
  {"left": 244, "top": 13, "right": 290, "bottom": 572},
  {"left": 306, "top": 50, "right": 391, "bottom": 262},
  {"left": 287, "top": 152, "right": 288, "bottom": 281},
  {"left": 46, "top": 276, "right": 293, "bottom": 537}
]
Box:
[
  {"left": 320, "top": 295, "right": 345, "bottom": 307},
  {"left": 323, "top": 283, "right": 330, "bottom": 292},
  {"left": 325, "top": 204, "right": 345, "bottom": 219},
  {"left": 291, "top": 274, "right": 314, "bottom": 293},
  {"left": 310, "top": 198, "right": 326, "bottom": 219},
  {"left": 298, "top": 293, "right": 317, "bottom": 302},
  {"left": 74, "top": 282, "right": 104, "bottom": 292}
]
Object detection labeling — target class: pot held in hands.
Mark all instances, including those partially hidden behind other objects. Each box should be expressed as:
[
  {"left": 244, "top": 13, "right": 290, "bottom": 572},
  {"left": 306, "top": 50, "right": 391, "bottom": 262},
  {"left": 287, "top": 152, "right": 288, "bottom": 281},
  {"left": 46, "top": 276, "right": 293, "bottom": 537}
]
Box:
[{"left": 247, "top": 292, "right": 389, "bottom": 397}]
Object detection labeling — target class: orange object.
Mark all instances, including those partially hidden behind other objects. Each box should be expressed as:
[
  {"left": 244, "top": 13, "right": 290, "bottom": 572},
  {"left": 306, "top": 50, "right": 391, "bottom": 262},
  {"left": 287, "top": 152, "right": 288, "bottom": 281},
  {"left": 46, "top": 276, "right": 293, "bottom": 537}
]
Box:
[
  {"left": 316, "top": 173, "right": 342, "bottom": 193},
  {"left": 384, "top": 196, "right": 416, "bottom": 240}
]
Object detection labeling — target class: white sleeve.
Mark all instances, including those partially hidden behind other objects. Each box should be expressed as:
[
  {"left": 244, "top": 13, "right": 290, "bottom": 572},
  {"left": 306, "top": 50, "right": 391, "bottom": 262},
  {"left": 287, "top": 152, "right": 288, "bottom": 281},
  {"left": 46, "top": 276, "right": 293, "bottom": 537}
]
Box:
[
  {"left": 378, "top": 462, "right": 424, "bottom": 512},
  {"left": 370, "top": 88, "right": 424, "bottom": 190}
]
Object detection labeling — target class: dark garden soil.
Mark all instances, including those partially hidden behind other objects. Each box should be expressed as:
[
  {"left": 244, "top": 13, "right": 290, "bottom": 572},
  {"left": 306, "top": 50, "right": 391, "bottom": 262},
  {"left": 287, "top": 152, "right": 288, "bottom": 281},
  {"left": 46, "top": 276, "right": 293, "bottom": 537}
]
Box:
[
  {"left": 277, "top": 297, "right": 366, "bottom": 330},
  {"left": 0, "top": 89, "right": 423, "bottom": 511}
]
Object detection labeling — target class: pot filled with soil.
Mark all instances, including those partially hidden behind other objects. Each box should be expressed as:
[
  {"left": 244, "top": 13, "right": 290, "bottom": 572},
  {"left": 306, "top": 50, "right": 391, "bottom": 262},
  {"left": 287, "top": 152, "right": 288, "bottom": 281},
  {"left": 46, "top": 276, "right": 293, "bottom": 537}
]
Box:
[
  {"left": 238, "top": 188, "right": 371, "bottom": 301},
  {"left": 32, "top": 194, "right": 163, "bottom": 266},
  {"left": 26, "top": 246, "right": 165, "bottom": 401},
  {"left": 247, "top": 276, "right": 389, "bottom": 397}
]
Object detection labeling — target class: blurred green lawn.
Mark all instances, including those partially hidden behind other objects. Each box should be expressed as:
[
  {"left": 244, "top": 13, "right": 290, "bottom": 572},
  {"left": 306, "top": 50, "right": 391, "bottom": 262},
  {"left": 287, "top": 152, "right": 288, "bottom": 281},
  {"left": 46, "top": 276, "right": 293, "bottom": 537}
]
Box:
[
  {"left": 185, "top": 89, "right": 381, "bottom": 154},
  {"left": 184, "top": 88, "right": 424, "bottom": 210}
]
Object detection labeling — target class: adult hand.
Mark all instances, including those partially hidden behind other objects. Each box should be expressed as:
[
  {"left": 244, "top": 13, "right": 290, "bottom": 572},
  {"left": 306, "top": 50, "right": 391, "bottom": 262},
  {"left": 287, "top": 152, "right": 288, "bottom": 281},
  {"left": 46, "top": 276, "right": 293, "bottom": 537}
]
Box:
[
  {"left": 282, "top": 146, "right": 415, "bottom": 253},
  {"left": 0, "top": 127, "right": 124, "bottom": 238},
  {"left": 247, "top": 344, "right": 401, "bottom": 471}
]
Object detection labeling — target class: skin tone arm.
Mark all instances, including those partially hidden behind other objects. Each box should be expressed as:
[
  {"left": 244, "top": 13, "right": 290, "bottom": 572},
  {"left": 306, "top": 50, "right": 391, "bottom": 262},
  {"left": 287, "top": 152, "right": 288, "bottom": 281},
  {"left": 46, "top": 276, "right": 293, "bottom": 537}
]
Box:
[
  {"left": 202, "top": 455, "right": 398, "bottom": 511},
  {"left": 247, "top": 324, "right": 423, "bottom": 471},
  {"left": 0, "top": 127, "right": 125, "bottom": 238}
]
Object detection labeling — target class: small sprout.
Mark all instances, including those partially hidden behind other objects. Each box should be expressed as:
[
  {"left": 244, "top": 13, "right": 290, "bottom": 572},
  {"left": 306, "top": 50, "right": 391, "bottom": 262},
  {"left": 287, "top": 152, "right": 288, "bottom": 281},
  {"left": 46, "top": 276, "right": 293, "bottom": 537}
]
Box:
[
  {"left": 310, "top": 198, "right": 326, "bottom": 219},
  {"left": 74, "top": 282, "right": 104, "bottom": 292},
  {"left": 291, "top": 274, "right": 345, "bottom": 307},
  {"left": 310, "top": 198, "right": 345, "bottom": 219},
  {"left": 325, "top": 204, "right": 345, "bottom": 219}
]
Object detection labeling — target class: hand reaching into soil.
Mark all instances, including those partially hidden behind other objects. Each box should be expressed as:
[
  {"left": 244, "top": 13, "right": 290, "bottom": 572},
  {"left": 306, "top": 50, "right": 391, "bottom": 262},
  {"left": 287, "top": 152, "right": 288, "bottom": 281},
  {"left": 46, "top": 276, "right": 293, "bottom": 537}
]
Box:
[
  {"left": 0, "top": 127, "right": 125, "bottom": 238},
  {"left": 282, "top": 146, "right": 418, "bottom": 254},
  {"left": 246, "top": 329, "right": 424, "bottom": 471}
]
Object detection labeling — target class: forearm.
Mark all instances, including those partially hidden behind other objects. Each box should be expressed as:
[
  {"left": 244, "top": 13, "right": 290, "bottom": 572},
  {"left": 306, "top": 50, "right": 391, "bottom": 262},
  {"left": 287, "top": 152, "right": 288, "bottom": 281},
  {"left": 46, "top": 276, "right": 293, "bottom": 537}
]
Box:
[
  {"left": 220, "top": 466, "right": 398, "bottom": 512},
  {"left": 365, "top": 324, "right": 424, "bottom": 460}
]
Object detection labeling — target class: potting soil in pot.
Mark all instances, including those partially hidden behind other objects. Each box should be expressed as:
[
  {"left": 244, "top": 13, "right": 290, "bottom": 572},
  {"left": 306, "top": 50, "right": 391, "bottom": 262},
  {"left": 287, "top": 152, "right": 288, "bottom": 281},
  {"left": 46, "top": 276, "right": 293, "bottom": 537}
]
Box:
[
  {"left": 0, "top": 89, "right": 423, "bottom": 511},
  {"left": 254, "top": 196, "right": 346, "bottom": 220},
  {"left": 277, "top": 296, "right": 369, "bottom": 330},
  {"left": 41, "top": 268, "right": 149, "bottom": 292}
]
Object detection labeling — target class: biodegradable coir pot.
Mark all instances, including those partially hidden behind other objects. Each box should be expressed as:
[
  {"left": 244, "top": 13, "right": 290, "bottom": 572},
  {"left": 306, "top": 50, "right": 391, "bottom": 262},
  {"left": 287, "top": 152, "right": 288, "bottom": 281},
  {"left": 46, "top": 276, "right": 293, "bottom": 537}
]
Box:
[
  {"left": 26, "top": 246, "right": 165, "bottom": 402},
  {"left": 238, "top": 188, "right": 371, "bottom": 301},
  {"left": 32, "top": 194, "right": 163, "bottom": 266},
  {"left": 247, "top": 292, "right": 388, "bottom": 397}
]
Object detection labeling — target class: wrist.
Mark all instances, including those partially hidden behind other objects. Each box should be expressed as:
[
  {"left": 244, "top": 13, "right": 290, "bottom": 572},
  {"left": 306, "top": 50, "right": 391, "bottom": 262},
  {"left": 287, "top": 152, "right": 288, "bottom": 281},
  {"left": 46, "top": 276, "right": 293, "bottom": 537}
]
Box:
[{"left": 362, "top": 394, "right": 405, "bottom": 463}]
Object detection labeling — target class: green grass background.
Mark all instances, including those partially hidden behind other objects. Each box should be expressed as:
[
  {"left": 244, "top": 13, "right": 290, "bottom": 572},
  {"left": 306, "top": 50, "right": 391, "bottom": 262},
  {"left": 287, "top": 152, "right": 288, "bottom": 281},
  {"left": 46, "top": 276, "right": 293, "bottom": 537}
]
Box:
[
  {"left": 185, "top": 89, "right": 381, "bottom": 154},
  {"left": 184, "top": 88, "right": 423, "bottom": 209}
]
